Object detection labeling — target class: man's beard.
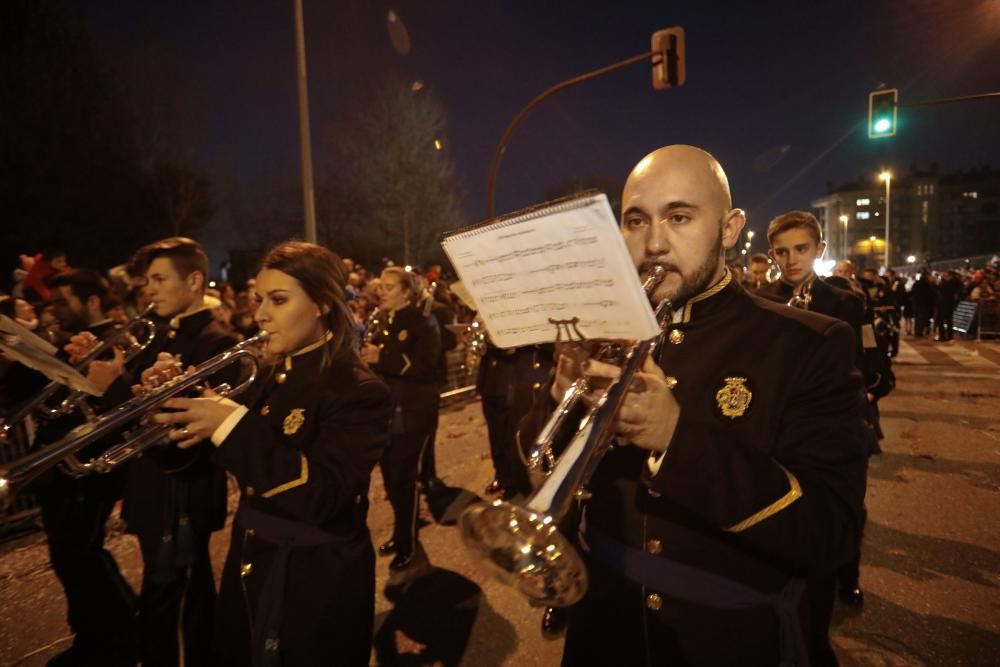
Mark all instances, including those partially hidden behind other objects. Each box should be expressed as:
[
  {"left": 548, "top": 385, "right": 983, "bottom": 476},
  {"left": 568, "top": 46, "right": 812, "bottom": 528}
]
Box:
[{"left": 641, "top": 227, "right": 723, "bottom": 308}]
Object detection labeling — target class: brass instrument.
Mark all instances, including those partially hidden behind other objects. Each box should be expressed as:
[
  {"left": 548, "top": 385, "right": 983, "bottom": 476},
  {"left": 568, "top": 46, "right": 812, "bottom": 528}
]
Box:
[
  {"left": 363, "top": 308, "right": 382, "bottom": 345},
  {"left": 0, "top": 304, "right": 158, "bottom": 446},
  {"left": 460, "top": 318, "right": 488, "bottom": 377},
  {"left": 458, "top": 267, "right": 670, "bottom": 606},
  {"left": 787, "top": 277, "right": 814, "bottom": 309},
  {"left": 0, "top": 331, "right": 269, "bottom": 507}
]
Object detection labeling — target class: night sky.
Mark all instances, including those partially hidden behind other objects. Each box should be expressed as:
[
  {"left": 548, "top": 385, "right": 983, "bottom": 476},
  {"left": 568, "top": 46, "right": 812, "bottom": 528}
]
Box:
[{"left": 77, "top": 0, "right": 1000, "bottom": 263}]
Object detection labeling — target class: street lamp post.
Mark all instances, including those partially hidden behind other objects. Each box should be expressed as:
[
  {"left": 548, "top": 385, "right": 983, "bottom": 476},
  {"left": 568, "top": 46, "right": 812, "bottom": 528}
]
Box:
[
  {"left": 293, "top": 0, "right": 317, "bottom": 243},
  {"left": 879, "top": 171, "right": 892, "bottom": 269},
  {"left": 839, "top": 214, "right": 849, "bottom": 260}
]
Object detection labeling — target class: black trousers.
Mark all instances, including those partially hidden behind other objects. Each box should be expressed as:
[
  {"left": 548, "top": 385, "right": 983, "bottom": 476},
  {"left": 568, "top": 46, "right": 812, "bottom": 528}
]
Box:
[
  {"left": 38, "top": 470, "right": 139, "bottom": 662},
  {"left": 481, "top": 394, "right": 531, "bottom": 496},
  {"left": 935, "top": 309, "right": 954, "bottom": 340},
  {"left": 418, "top": 404, "right": 440, "bottom": 483},
  {"left": 381, "top": 392, "right": 438, "bottom": 555},
  {"left": 136, "top": 531, "right": 217, "bottom": 667}
]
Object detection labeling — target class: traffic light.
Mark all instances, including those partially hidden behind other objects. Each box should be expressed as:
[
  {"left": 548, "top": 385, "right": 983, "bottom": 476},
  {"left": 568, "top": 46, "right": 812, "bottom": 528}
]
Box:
[
  {"left": 652, "top": 27, "right": 686, "bottom": 90},
  {"left": 868, "top": 89, "right": 898, "bottom": 138}
]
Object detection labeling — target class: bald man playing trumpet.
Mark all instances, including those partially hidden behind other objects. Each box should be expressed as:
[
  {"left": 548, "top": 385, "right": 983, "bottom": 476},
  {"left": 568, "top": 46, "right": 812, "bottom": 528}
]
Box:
[{"left": 535, "top": 145, "right": 867, "bottom": 667}]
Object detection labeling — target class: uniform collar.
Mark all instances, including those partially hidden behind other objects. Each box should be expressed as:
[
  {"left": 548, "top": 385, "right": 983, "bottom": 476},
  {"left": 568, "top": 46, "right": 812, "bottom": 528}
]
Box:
[
  {"left": 283, "top": 331, "right": 333, "bottom": 371},
  {"left": 169, "top": 305, "right": 212, "bottom": 330},
  {"left": 678, "top": 269, "right": 735, "bottom": 324}
]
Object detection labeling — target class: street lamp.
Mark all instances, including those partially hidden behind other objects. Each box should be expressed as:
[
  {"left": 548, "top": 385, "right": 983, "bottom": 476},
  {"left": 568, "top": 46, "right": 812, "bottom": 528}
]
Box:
[
  {"left": 879, "top": 170, "right": 892, "bottom": 268},
  {"left": 839, "top": 214, "right": 849, "bottom": 259}
]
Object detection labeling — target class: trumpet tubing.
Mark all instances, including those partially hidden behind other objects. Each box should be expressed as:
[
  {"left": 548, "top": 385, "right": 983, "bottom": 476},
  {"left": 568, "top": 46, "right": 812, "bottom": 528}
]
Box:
[
  {"left": 458, "top": 266, "right": 671, "bottom": 606},
  {"left": 0, "top": 331, "right": 269, "bottom": 507}
]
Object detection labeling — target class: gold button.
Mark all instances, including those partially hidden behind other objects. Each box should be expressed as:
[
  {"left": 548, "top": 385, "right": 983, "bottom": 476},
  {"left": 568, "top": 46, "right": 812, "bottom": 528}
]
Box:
[
  {"left": 240, "top": 562, "right": 253, "bottom": 576},
  {"left": 265, "top": 638, "right": 279, "bottom": 653},
  {"left": 354, "top": 494, "right": 362, "bottom": 504},
  {"left": 246, "top": 528, "right": 255, "bottom": 537},
  {"left": 246, "top": 486, "right": 255, "bottom": 496},
  {"left": 167, "top": 330, "right": 177, "bottom": 339},
  {"left": 490, "top": 360, "right": 497, "bottom": 367},
  {"left": 261, "top": 405, "right": 270, "bottom": 416},
  {"left": 382, "top": 330, "right": 389, "bottom": 336},
  {"left": 533, "top": 362, "right": 541, "bottom": 369},
  {"left": 533, "top": 382, "right": 541, "bottom": 389},
  {"left": 276, "top": 373, "right": 287, "bottom": 384},
  {"left": 668, "top": 329, "right": 685, "bottom": 345},
  {"left": 646, "top": 593, "right": 663, "bottom": 611},
  {"left": 646, "top": 539, "right": 663, "bottom": 555},
  {"left": 648, "top": 488, "right": 661, "bottom": 498},
  {"left": 665, "top": 376, "right": 678, "bottom": 389}
]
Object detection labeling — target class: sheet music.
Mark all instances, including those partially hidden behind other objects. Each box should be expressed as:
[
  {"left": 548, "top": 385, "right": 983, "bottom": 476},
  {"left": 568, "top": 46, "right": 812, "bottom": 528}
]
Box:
[{"left": 442, "top": 192, "right": 659, "bottom": 348}]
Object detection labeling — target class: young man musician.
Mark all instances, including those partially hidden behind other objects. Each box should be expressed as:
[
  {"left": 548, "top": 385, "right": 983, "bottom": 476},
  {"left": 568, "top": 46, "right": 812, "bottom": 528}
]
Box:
[
  {"left": 98, "top": 238, "right": 236, "bottom": 667},
  {"left": 1, "top": 270, "right": 140, "bottom": 666}
]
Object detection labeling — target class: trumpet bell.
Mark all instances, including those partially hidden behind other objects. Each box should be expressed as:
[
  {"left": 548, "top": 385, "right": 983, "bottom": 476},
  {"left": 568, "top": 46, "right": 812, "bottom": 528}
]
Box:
[{"left": 458, "top": 500, "right": 587, "bottom": 607}]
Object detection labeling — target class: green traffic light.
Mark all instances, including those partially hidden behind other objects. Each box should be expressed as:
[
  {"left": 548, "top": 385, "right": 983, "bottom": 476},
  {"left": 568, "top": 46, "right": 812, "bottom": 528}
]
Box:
[{"left": 873, "top": 118, "right": 892, "bottom": 133}]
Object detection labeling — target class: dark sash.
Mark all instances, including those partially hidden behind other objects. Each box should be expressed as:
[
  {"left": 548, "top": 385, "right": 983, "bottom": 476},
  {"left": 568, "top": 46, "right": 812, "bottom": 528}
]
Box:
[
  {"left": 585, "top": 528, "right": 809, "bottom": 667},
  {"left": 235, "top": 504, "right": 348, "bottom": 667}
]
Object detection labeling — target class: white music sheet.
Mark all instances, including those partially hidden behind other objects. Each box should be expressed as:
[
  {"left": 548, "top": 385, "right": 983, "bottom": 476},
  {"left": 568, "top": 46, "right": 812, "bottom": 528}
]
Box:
[{"left": 442, "top": 193, "right": 659, "bottom": 348}]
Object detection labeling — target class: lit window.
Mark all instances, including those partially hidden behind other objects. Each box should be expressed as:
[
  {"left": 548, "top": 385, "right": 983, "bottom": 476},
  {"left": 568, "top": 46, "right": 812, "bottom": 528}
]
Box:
[
  {"left": 963, "top": 191, "right": 978, "bottom": 199},
  {"left": 856, "top": 211, "right": 870, "bottom": 220},
  {"left": 856, "top": 198, "right": 870, "bottom": 206},
  {"left": 929, "top": 185, "right": 935, "bottom": 194}
]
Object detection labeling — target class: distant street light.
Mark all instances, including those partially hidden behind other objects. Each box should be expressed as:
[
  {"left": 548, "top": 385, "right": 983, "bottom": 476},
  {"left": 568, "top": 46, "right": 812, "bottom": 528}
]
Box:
[
  {"left": 907, "top": 255, "right": 917, "bottom": 264},
  {"left": 879, "top": 170, "right": 892, "bottom": 268}
]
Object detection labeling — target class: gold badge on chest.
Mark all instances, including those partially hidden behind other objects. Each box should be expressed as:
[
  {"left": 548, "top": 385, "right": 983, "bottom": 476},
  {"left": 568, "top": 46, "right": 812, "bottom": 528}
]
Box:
[
  {"left": 716, "top": 377, "right": 752, "bottom": 418},
  {"left": 283, "top": 408, "right": 306, "bottom": 435},
  {"left": 398, "top": 329, "right": 408, "bottom": 342}
]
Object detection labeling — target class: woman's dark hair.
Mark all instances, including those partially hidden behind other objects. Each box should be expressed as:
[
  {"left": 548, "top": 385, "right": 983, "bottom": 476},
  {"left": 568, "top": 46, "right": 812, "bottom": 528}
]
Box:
[{"left": 260, "top": 241, "right": 356, "bottom": 365}]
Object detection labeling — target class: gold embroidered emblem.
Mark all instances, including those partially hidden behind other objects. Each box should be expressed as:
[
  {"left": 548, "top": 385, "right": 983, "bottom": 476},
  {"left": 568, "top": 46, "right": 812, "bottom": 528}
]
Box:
[
  {"left": 283, "top": 408, "right": 306, "bottom": 435},
  {"left": 398, "top": 329, "right": 408, "bottom": 342},
  {"left": 716, "top": 377, "right": 752, "bottom": 418}
]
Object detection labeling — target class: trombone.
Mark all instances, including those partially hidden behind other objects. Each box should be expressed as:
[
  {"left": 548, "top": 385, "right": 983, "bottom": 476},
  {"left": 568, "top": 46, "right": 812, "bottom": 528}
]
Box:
[
  {"left": 0, "top": 304, "right": 158, "bottom": 445},
  {"left": 0, "top": 330, "right": 269, "bottom": 507},
  {"left": 458, "top": 267, "right": 671, "bottom": 607}
]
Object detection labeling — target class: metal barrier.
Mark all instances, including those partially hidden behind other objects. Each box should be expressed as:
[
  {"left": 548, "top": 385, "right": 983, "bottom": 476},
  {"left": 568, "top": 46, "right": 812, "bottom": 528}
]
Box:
[
  {"left": 442, "top": 323, "right": 478, "bottom": 402},
  {"left": 979, "top": 300, "right": 1000, "bottom": 340}
]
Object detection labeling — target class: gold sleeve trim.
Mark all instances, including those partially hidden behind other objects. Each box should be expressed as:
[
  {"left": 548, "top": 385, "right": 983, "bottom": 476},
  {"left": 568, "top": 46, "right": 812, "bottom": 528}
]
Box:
[
  {"left": 400, "top": 353, "right": 412, "bottom": 375},
  {"left": 724, "top": 464, "right": 802, "bottom": 533},
  {"left": 261, "top": 454, "right": 309, "bottom": 498}
]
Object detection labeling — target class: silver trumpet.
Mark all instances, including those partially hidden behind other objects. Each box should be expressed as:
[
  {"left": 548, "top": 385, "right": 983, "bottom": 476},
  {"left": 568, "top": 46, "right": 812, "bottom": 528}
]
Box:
[
  {"left": 458, "top": 267, "right": 671, "bottom": 607},
  {"left": 0, "top": 331, "right": 269, "bottom": 507},
  {"left": 0, "top": 304, "right": 158, "bottom": 446}
]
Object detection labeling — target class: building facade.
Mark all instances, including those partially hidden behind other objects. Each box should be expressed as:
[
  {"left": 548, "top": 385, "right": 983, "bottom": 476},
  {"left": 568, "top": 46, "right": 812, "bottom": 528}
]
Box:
[{"left": 812, "top": 165, "right": 999, "bottom": 270}]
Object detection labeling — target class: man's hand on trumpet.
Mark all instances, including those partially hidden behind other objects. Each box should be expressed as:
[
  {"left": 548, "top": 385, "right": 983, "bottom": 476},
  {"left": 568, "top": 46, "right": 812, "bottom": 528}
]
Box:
[
  {"left": 64, "top": 331, "right": 101, "bottom": 364},
  {"left": 132, "top": 353, "right": 185, "bottom": 395},
  {"left": 153, "top": 388, "right": 241, "bottom": 449},
  {"left": 551, "top": 347, "right": 680, "bottom": 454}
]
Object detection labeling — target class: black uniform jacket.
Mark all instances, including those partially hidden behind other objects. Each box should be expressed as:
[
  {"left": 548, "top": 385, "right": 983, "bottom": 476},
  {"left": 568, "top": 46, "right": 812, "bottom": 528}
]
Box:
[
  {"left": 109, "top": 308, "right": 237, "bottom": 537},
  {"left": 368, "top": 304, "right": 441, "bottom": 425},
  {"left": 213, "top": 339, "right": 392, "bottom": 666},
  {"left": 534, "top": 273, "right": 867, "bottom": 665},
  {"left": 757, "top": 277, "right": 866, "bottom": 372}
]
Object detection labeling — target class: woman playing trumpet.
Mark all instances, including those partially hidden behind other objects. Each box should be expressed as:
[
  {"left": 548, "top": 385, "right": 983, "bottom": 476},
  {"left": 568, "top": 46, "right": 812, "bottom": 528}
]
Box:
[{"left": 152, "top": 241, "right": 392, "bottom": 666}]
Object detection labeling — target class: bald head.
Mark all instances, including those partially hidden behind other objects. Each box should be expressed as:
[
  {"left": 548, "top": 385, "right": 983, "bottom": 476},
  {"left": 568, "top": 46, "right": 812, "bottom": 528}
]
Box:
[{"left": 624, "top": 145, "right": 733, "bottom": 215}]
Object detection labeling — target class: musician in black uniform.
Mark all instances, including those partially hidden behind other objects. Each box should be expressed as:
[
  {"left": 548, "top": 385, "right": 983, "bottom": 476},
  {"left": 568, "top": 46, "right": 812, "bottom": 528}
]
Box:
[
  {"left": 361, "top": 267, "right": 441, "bottom": 574},
  {"left": 0, "top": 270, "right": 140, "bottom": 666},
  {"left": 97, "top": 238, "right": 236, "bottom": 667},
  {"left": 151, "top": 241, "right": 392, "bottom": 666},
  {"left": 534, "top": 146, "right": 867, "bottom": 666}
]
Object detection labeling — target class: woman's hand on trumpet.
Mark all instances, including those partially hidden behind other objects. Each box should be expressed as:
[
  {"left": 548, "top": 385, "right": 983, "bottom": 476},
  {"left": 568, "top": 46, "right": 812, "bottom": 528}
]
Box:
[
  {"left": 153, "top": 388, "right": 241, "bottom": 449},
  {"left": 558, "top": 352, "right": 680, "bottom": 454}
]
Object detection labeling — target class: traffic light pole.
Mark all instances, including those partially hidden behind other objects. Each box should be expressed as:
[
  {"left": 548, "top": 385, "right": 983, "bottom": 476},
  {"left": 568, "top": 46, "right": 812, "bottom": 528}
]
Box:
[{"left": 484, "top": 51, "right": 655, "bottom": 219}]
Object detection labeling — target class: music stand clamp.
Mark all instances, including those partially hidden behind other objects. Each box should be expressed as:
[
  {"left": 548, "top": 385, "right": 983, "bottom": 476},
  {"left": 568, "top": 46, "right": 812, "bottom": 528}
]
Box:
[{"left": 549, "top": 317, "right": 587, "bottom": 344}]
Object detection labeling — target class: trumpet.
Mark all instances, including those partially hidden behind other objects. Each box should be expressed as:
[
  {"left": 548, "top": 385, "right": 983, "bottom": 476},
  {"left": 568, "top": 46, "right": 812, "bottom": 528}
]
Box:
[
  {"left": 0, "top": 304, "right": 158, "bottom": 445},
  {"left": 787, "top": 277, "right": 813, "bottom": 310},
  {"left": 0, "top": 330, "right": 269, "bottom": 507},
  {"left": 458, "top": 267, "right": 671, "bottom": 606}
]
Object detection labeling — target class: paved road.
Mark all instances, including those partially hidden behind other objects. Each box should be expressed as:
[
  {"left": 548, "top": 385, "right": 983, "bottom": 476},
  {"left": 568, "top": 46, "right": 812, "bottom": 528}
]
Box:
[{"left": 1, "top": 337, "right": 998, "bottom": 666}]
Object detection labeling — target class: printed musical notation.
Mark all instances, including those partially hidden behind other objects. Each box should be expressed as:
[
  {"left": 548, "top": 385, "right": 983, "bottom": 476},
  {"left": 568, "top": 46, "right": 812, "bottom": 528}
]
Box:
[{"left": 441, "top": 192, "right": 660, "bottom": 348}]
